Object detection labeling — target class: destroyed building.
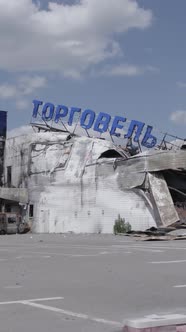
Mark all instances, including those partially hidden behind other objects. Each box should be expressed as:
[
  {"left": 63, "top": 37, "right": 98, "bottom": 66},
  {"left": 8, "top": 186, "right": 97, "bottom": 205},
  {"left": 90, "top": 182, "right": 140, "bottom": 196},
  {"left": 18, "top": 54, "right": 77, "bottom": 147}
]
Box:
[{"left": 0, "top": 107, "right": 186, "bottom": 234}]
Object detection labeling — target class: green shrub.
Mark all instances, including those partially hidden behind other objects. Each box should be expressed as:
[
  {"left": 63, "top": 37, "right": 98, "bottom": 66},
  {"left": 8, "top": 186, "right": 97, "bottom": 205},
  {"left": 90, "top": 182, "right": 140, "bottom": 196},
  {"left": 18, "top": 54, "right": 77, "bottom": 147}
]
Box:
[{"left": 113, "top": 214, "right": 132, "bottom": 235}]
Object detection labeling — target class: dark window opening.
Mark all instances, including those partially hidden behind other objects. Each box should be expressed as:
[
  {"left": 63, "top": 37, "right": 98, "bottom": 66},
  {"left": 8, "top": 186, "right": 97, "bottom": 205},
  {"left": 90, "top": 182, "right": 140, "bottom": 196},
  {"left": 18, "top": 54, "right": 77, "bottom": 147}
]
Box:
[
  {"left": 98, "top": 149, "right": 123, "bottom": 159},
  {"left": 5, "top": 204, "right": 11, "bottom": 213},
  {"left": 29, "top": 204, "right": 34, "bottom": 218},
  {"left": 7, "top": 166, "right": 12, "bottom": 187},
  {"left": 163, "top": 170, "right": 186, "bottom": 223},
  {"left": 163, "top": 170, "right": 186, "bottom": 196},
  {"left": 0, "top": 215, "right": 5, "bottom": 223},
  {"left": 8, "top": 217, "right": 16, "bottom": 224},
  {"left": 169, "top": 187, "right": 186, "bottom": 204}
]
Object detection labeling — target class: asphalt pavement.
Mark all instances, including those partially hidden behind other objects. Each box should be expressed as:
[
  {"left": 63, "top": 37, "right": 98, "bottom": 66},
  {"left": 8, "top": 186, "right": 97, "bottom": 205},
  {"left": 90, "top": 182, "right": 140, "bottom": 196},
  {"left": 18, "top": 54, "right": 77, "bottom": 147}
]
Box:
[{"left": 0, "top": 234, "right": 186, "bottom": 331}]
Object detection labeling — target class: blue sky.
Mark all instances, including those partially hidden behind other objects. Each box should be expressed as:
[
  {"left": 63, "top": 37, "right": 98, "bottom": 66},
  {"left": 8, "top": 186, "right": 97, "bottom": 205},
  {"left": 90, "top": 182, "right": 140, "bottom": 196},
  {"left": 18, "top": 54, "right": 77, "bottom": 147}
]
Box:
[{"left": 0, "top": 0, "right": 186, "bottom": 140}]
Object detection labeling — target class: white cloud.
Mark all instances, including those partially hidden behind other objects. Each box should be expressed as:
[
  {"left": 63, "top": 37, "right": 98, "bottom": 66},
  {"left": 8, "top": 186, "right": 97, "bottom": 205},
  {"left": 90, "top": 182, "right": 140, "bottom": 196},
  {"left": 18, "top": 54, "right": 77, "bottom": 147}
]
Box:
[
  {"left": 93, "top": 64, "right": 159, "bottom": 77},
  {"left": 7, "top": 125, "right": 33, "bottom": 138},
  {"left": 0, "top": 0, "right": 152, "bottom": 77},
  {"left": 19, "top": 76, "right": 47, "bottom": 95},
  {"left": 170, "top": 110, "right": 186, "bottom": 125},
  {"left": 0, "top": 84, "right": 17, "bottom": 98},
  {"left": 145, "top": 65, "right": 160, "bottom": 73},
  {"left": 0, "top": 75, "right": 46, "bottom": 109},
  {"left": 105, "top": 64, "right": 143, "bottom": 76},
  {"left": 15, "top": 99, "right": 30, "bottom": 111},
  {"left": 0, "top": 75, "right": 46, "bottom": 99},
  {"left": 176, "top": 81, "right": 186, "bottom": 88}
]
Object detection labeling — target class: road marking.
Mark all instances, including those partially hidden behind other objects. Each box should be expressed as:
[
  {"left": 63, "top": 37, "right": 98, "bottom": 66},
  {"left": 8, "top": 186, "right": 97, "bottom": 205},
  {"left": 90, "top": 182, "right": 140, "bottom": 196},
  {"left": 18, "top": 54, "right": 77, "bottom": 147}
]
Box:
[
  {"left": 173, "top": 285, "right": 186, "bottom": 288},
  {"left": 112, "top": 245, "right": 163, "bottom": 253},
  {"left": 149, "top": 260, "right": 186, "bottom": 264},
  {"left": 133, "top": 248, "right": 164, "bottom": 253},
  {"left": 113, "top": 244, "right": 136, "bottom": 246},
  {"left": 117, "top": 244, "right": 186, "bottom": 251},
  {"left": 0, "top": 258, "right": 7, "bottom": 261},
  {"left": 132, "top": 245, "right": 186, "bottom": 251},
  {"left": 4, "top": 285, "right": 23, "bottom": 289},
  {"left": 130, "top": 246, "right": 170, "bottom": 251},
  {"left": 28, "top": 251, "right": 114, "bottom": 257},
  {"left": 16, "top": 256, "right": 33, "bottom": 259},
  {"left": 42, "top": 255, "right": 51, "bottom": 258},
  {"left": 22, "top": 301, "right": 122, "bottom": 327},
  {"left": 0, "top": 297, "right": 64, "bottom": 305},
  {"left": 16, "top": 255, "right": 51, "bottom": 259},
  {"left": 0, "top": 249, "right": 12, "bottom": 251}
]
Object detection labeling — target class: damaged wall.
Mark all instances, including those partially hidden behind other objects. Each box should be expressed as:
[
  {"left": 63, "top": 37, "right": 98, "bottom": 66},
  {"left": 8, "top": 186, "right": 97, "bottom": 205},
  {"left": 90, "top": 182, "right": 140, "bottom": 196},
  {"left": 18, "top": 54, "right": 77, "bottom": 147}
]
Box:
[{"left": 2, "top": 131, "right": 184, "bottom": 233}]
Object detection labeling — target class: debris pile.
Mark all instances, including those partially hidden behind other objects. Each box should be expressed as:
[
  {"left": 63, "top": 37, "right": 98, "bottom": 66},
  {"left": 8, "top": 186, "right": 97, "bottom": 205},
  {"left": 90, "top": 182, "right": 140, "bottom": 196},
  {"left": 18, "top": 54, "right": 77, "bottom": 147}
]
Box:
[{"left": 126, "top": 223, "right": 186, "bottom": 241}]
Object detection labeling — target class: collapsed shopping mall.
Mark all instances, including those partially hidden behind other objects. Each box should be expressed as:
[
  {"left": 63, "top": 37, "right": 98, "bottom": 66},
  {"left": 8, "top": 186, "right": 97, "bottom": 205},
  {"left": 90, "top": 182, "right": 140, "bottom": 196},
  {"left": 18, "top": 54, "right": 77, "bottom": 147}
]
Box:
[{"left": 0, "top": 103, "right": 186, "bottom": 233}]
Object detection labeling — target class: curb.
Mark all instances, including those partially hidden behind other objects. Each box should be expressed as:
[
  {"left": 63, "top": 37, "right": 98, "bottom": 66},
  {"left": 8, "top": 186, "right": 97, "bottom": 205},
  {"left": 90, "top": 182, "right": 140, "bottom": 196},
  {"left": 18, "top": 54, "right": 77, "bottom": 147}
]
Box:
[{"left": 123, "top": 314, "right": 186, "bottom": 331}]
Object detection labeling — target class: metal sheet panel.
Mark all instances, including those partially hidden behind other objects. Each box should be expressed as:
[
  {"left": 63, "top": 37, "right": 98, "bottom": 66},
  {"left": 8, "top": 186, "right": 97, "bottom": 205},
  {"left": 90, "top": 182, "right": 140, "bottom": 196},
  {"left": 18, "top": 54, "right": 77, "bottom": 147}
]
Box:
[
  {"left": 116, "top": 150, "right": 186, "bottom": 173},
  {"left": 96, "top": 162, "right": 146, "bottom": 189},
  {"left": 148, "top": 172, "right": 179, "bottom": 227}
]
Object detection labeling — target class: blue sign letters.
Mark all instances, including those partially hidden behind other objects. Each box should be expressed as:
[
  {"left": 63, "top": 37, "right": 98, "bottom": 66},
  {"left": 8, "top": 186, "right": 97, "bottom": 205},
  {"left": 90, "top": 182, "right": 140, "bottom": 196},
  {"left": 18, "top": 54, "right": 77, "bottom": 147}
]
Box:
[{"left": 32, "top": 100, "right": 157, "bottom": 149}]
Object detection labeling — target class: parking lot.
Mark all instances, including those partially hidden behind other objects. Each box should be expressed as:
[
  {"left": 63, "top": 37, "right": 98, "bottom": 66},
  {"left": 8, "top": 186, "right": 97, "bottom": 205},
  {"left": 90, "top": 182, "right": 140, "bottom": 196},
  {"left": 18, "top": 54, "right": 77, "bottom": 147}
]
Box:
[{"left": 1, "top": 234, "right": 186, "bottom": 331}]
